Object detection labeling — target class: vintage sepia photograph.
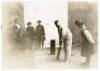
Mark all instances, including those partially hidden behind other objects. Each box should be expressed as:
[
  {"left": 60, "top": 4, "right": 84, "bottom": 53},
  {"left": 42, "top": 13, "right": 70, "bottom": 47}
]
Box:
[{"left": 1, "top": 1, "right": 98, "bottom": 69}]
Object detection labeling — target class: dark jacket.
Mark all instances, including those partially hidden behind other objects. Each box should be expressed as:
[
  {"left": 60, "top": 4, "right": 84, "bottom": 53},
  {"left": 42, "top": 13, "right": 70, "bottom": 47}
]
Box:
[
  {"left": 26, "top": 26, "right": 34, "bottom": 40},
  {"left": 35, "top": 24, "right": 45, "bottom": 41},
  {"left": 81, "top": 30, "right": 95, "bottom": 57}
]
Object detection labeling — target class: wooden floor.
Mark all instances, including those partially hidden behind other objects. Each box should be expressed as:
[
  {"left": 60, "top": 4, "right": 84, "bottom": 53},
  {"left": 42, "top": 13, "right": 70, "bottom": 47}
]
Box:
[{"left": 2, "top": 44, "right": 98, "bottom": 69}]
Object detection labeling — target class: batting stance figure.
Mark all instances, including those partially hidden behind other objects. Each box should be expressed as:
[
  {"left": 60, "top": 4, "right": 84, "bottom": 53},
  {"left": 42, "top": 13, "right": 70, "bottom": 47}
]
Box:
[{"left": 54, "top": 20, "right": 72, "bottom": 63}]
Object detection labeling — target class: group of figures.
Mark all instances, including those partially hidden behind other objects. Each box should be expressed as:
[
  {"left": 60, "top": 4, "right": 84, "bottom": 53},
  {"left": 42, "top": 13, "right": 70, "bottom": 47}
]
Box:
[
  {"left": 26, "top": 20, "right": 45, "bottom": 50},
  {"left": 54, "top": 20, "right": 95, "bottom": 67},
  {"left": 9, "top": 19, "right": 45, "bottom": 51},
  {"left": 9, "top": 18, "right": 95, "bottom": 67}
]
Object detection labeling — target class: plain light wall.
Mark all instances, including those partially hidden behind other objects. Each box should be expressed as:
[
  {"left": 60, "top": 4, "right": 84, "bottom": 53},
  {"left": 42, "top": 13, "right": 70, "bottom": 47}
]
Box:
[{"left": 24, "top": 1, "right": 68, "bottom": 47}]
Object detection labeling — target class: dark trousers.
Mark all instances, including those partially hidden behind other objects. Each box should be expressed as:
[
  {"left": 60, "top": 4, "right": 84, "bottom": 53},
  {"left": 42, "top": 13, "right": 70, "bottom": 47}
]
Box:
[{"left": 56, "top": 38, "right": 67, "bottom": 61}]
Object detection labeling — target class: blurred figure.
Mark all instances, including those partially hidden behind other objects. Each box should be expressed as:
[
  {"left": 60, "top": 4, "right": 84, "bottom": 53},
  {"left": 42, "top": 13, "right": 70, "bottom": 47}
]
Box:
[
  {"left": 75, "top": 20, "right": 95, "bottom": 67},
  {"left": 26, "top": 22, "right": 35, "bottom": 50},
  {"left": 35, "top": 20, "right": 45, "bottom": 49},
  {"left": 13, "top": 18, "right": 22, "bottom": 41},
  {"left": 11, "top": 18, "right": 22, "bottom": 51},
  {"left": 54, "top": 20, "right": 72, "bottom": 63}
]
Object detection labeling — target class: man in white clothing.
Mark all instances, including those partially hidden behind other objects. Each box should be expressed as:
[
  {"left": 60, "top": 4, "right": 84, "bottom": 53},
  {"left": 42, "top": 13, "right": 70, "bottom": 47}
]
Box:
[{"left": 54, "top": 20, "right": 72, "bottom": 63}]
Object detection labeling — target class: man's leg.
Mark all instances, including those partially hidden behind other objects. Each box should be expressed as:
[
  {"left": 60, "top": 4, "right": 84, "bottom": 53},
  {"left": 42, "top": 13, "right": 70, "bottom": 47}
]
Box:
[
  {"left": 66, "top": 41, "right": 72, "bottom": 62},
  {"left": 86, "top": 55, "right": 91, "bottom": 66},
  {"left": 64, "top": 39, "right": 72, "bottom": 64},
  {"left": 30, "top": 41, "right": 33, "bottom": 50},
  {"left": 56, "top": 41, "right": 62, "bottom": 60},
  {"left": 41, "top": 41, "right": 44, "bottom": 49},
  {"left": 38, "top": 41, "right": 41, "bottom": 48},
  {"left": 36, "top": 41, "right": 39, "bottom": 48},
  {"left": 56, "top": 47, "right": 61, "bottom": 60},
  {"left": 63, "top": 39, "right": 67, "bottom": 61}
]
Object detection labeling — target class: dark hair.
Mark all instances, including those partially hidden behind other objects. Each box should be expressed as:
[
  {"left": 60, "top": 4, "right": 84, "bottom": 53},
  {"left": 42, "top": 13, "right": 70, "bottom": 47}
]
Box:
[
  {"left": 27, "top": 22, "right": 31, "bottom": 25},
  {"left": 75, "top": 20, "right": 83, "bottom": 26},
  {"left": 75, "top": 20, "right": 79, "bottom": 25},
  {"left": 37, "top": 20, "right": 42, "bottom": 23},
  {"left": 54, "top": 20, "right": 59, "bottom": 25}
]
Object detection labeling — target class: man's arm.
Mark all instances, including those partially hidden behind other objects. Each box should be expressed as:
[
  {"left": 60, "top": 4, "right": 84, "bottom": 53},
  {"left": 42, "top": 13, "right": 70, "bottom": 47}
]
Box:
[
  {"left": 83, "top": 29, "right": 95, "bottom": 44},
  {"left": 82, "top": 25, "right": 95, "bottom": 44}
]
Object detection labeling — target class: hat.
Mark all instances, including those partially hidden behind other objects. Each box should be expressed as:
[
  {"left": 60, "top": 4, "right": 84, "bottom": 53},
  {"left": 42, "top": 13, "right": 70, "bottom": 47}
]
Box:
[
  {"left": 37, "top": 20, "right": 42, "bottom": 23},
  {"left": 75, "top": 20, "right": 83, "bottom": 26},
  {"left": 27, "top": 22, "right": 31, "bottom": 25}
]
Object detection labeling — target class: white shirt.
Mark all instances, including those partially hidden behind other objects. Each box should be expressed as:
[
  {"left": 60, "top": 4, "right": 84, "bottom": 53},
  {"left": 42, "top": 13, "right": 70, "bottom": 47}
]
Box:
[
  {"left": 62, "top": 28, "right": 72, "bottom": 41},
  {"left": 82, "top": 25, "right": 95, "bottom": 44}
]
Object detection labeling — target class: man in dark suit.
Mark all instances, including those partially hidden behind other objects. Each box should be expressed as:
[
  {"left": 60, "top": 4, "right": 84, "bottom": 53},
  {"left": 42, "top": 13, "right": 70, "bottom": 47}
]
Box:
[
  {"left": 75, "top": 20, "right": 95, "bottom": 67},
  {"left": 26, "top": 22, "right": 35, "bottom": 50},
  {"left": 35, "top": 20, "right": 45, "bottom": 49}
]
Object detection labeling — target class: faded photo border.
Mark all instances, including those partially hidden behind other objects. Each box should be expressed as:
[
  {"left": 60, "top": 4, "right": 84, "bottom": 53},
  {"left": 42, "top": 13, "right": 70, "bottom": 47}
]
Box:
[{"left": 0, "top": 0, "right": 100, "bottom": 71}]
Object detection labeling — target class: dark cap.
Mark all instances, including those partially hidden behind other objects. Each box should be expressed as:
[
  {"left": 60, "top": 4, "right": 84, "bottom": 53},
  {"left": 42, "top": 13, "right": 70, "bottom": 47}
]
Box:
[
  {"left": 37, "top": 20, "right": 42, "bottom": 23},
  {"left": 75, "top": 20, "right": 83, "bottom": 26},
  {"left": 27, "top": 22, "right": 31, "bottom": 25},
  {"left": 54, "top": 20, "right": 59, "bottom": 25}
]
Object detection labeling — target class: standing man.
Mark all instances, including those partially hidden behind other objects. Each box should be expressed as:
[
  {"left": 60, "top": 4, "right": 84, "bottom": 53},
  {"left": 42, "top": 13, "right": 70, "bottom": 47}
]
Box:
[
  {"left": 75, "top": 20, "right": 95, "bottom": 67},
  {"left": 54, "top": 20, "right": 72, "bottom": 63},
  {"left": 26, "top": 22, "right": 35, "bottom": 50},
  {"left": 35, "top": 20, "right": 45, "bottom": 49}
]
